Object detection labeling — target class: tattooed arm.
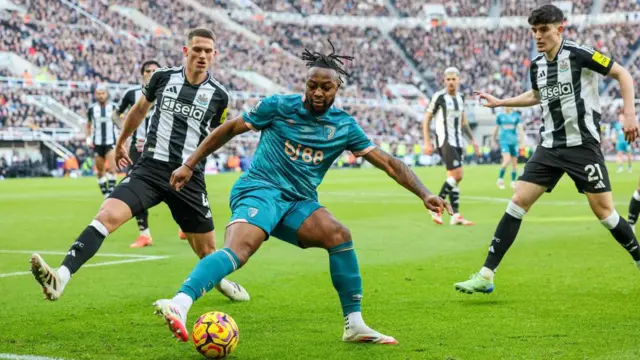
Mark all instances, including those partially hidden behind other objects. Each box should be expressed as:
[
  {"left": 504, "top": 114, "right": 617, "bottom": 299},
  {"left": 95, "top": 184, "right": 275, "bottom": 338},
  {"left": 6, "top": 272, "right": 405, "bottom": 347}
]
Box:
[{"left": 363, "top": 148, "right": 452, "bottom": 214}]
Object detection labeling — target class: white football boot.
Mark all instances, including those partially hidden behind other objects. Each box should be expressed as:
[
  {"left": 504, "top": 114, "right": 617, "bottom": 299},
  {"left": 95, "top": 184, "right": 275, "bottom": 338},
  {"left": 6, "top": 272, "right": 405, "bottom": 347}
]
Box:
[
  {"left": 30, "top": 253, "right": 65, "bottom": 301},
  {"left": 497, "top": 178, "right": 505, "bottom": 190},
  {"left": 450, "top": 213, "right": 474, "bottom": 226},
  {"left": 153, "top": 299, "right": 189, "bottom": 342},
  {"left": 342, "top": 314, "right": 398, "bottom": 345},
  {"left": 216, "top": 279, "right": 250, "bottom": 301},
  {"left": 429, "top": 210, "right": 443, "bottom": 225}
]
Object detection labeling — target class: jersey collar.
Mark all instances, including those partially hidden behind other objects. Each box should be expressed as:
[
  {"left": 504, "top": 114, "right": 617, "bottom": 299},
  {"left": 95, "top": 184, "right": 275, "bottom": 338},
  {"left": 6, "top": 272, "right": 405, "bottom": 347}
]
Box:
[
  {"left": 547, "top": 38, "right": 566, "bottom": 63},
  {"left": 182, "top": 66, "right": 211, "bottom": 86}
]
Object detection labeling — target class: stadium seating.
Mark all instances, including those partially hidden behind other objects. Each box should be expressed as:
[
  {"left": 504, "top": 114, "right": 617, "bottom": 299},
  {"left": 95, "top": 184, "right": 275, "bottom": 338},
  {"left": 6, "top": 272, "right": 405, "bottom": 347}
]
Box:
[
  {"left": 391, "top": 0, "right": 491, "bottom": 17},
  {"left": 603, "top": 0, "right": 640, "bottom": 13},
  {"left": 0, "top": 91, "right": 61, "bottom": 129}
]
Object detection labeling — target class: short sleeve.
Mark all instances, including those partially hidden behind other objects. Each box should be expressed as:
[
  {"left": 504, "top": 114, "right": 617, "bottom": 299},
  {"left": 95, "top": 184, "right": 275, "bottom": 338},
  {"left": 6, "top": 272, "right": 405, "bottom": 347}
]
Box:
[
  {"left": 426, "top": 94, "right": 442, "bottom": 115},
  {"left": 118, "top": 89, "right": 135, "bottom": 114},
  {"left": 142, "top": 70, "right": 162, "bottom": 102},
  {"left": 87, "top": 107, "right": 93, "bottom": 123},
  {"left": 496, "top": 114, "right": 503, "bottom": 126},
  {"left": 530, "top": 64, "right": 539, "bottom": 91},
  {"left": 347, "top": 120, "right": 375, "bottom": 157},
  {"left": 210, "top": 94, "right": 229, "bottom": 129},
  {"left": 574, "top": 46, "right": 614, "bottom": 76},
  {"left": 242, "top": 95, "right": 278, "bottom": 131}
]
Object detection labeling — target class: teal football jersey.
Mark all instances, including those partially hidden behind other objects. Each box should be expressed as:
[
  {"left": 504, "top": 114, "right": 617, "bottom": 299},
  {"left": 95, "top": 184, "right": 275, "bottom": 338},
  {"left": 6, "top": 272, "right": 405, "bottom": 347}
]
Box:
[
  {"left": 241, "top": 94, "right": 375, "bottom": 200},
  {"left": 497, "top": 112, "right": 520, "bottom": 145}
]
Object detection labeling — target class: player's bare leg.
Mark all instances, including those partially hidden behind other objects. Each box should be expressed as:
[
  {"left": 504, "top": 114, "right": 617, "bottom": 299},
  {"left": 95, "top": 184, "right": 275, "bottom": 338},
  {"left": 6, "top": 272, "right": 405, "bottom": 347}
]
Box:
[
  {"left": 186, "top": 231, "right": 250, "bottom": 301},
  {"left": 31, "top": 198, "right": 132, "bottom": 300},
  {"left": 95, "top": 155, "right": 108, "bottom": 198},
  {"left": 585, "top": 191, "right": 640, "bottom": 268},
  {"left": 154, "top": 223, "right": 264, "bottom": 341},
  {"left": 455, "top": 181, "right": 545, "bottom": 294},
  {"left": 445, "top": 168, "right": 472, "bottom": 225},
  {"left": 104, "top": 149, "right": 117, "bottom": 196},
  {"left": 297, "top": 208, "right": 398, "bottom": 345}
]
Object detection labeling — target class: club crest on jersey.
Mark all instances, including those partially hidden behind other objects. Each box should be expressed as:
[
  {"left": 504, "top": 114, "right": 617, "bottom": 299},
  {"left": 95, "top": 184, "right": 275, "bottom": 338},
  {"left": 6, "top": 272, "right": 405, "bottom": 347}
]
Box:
[
  {"left": 248, "top": 207, "right": 258, "bottom": 218},
  {"left": 324, "top": 125, "right": 336, "bottom": 140},
  {"left": 559, "top": 59, "right": 570, "bottom": 72},
  {"left": 195, "top": 93, "right": 211, "bottom": 107}
]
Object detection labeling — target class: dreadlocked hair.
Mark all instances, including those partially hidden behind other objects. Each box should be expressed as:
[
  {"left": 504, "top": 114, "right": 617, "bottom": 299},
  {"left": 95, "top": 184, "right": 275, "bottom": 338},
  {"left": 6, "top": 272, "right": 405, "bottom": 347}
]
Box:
[{"left": 301, "top": 39, "right": 354, "bottom": 83}]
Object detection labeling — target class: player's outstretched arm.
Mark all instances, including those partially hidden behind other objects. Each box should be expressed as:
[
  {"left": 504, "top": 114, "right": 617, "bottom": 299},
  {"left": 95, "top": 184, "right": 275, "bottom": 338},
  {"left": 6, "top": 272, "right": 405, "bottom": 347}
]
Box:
[
  {"left": 115, "top": 96, "right": 153, "bottom": 170},
  {"left": 608, "top": 63, "right": 639, "bottom": 142},
  {"left": 363, "top": 148, "right": 453, "bottom": 215},
  {"left": 171, "top": 116, "right": 250, "bottom": 191},
  {"left": 474, "top": 90, "right": 540, "bottom": 108},
  {"left": 422, "top": 112, "right": 434, "bottom": 154}
]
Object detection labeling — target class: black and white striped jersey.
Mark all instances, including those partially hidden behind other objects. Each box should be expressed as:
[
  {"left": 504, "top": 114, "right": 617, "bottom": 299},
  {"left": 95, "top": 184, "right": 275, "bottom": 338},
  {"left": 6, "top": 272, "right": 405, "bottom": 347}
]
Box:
[
  {"left": 118, "top": 85, "right": 155, "bottom": 145},
  {"left": 426, "top": 89, "right": 465, "bottom": 148},
  {"left": 530, "top": 39, "right": 614, "bottom": 148},
  {"left": 88, "top": 102, "right": 118, "bottom": 146},
  {"left": 141, "top": 66, "right": 230, "bottom": 171}
]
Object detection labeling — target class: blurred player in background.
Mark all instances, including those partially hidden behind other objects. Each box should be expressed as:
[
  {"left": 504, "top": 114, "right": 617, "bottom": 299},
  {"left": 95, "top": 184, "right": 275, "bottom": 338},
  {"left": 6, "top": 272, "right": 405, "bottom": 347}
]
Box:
[
  {"left": 611, "top": 112, "right": 633, "bottom": 173},
  {"left": 87, "top": 85, "right": 118, "bottom": 198},
  {"left": 29, "top": 27, "right": 249, "bottom": 303},
  {"left": 115, "top": 60, "right": 160, "bottom": 248},
  {"left": 423, "top": 67, "right": 478, "bottom": 226},
  {"left": 457, "top": 4, "right": 640, "bottom": 295},
  {"left": 152, "top": 42, "right": 451, "bottom": 344},
  {"left": 493, "top": 107, "right": 524, "bottom": 189}
]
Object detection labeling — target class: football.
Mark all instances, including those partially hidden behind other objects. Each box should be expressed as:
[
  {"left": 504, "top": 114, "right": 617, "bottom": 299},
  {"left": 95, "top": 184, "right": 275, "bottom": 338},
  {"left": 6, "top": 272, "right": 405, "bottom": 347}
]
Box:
[{"left": 192, "top": 311, "right": 239, "bottom": 359}]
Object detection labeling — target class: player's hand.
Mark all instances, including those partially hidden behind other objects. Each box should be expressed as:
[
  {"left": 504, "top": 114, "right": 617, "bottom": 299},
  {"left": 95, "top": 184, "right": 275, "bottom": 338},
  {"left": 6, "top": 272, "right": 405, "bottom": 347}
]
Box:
[
  {"left": 423, "top": 194, "right": 453, "bottom": 216},
  {"left": 134, "top": 138, "right": 145, "bottom": 152},
  {"left": 622, "top": 111, "right": 639, "bottom": 143},
  {"left": 423, "top": 143, "right": 433, "bottom": 155},
  {"left": 474, "top": 91, "right": 502, "bottom": 108},
  {"left": 115, "top": 143, "right": 132, "bottom": 171},
  {"left": 171, "top": 165, "right": 193, "bottom": 192},
  {"left": 472, "top": 141, "right": 480, "bottom": 156}
]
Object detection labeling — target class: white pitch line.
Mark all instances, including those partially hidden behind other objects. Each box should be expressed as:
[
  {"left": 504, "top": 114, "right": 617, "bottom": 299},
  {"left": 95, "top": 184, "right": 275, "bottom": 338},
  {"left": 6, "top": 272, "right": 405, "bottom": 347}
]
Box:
[
  {"left": 0, "top": 250, "right": 161, "bottom": 258},
  {"left": 0, "top": 250, "right": 169, "bottom": 278},
  {"left": 0, "top": 354, "right": 67, "bottom": 360}
]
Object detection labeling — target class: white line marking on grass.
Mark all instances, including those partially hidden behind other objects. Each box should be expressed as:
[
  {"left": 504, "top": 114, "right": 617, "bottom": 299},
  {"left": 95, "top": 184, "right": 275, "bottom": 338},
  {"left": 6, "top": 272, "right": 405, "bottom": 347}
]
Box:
[
  {"left": 0, "top": 354, "right": 68, "bottom": 360},
  {"left": 0, "top": 250, "right": 169, "bottom": 278}
]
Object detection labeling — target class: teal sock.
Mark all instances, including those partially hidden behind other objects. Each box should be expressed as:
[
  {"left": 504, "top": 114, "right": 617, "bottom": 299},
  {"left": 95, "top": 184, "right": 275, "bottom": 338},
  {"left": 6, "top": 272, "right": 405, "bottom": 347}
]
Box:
[
  {"left": 328, "top": 241, "right": 363, "bottom": 316},
  {"left": 179, "top": 248, "right": 240, "bottom": 301},
  {"left": 498, "top": 168, "right": 505, "bottom": 179},
  {"left": 511, "top": 171, "right": 517, "bottom": 182}
]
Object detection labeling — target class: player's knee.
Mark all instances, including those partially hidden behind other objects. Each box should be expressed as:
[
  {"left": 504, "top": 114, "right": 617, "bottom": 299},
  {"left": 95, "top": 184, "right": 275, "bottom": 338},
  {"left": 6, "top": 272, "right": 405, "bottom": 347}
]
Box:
[
  {"left": 510, "top": 194, "right": 532, "bottom": 213},
  {"left": 324, "top": 224, "right": 352, "bottom": 249},
  {"left": 95, "top": 204, "right": 128, "bottom": 233},
  {"left": 192, "top": 238, "right": 215, "bottom": 259}
]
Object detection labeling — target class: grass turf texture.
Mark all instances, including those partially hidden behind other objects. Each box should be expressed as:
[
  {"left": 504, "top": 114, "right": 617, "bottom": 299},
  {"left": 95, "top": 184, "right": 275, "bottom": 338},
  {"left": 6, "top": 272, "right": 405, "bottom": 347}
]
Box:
[{"left": 1, "top": 164, "right": 640, "bottom": 360}]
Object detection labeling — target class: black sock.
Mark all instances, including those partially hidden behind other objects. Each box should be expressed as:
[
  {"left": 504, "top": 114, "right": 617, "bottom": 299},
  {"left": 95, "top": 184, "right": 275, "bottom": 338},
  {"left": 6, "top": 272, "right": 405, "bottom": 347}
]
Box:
[
  {"left": 107, "top": 175, "right": 116, "bottom": 195},
  {"left": 137, "top": 210, "right": 149, "bottom": 231},
  {"left": 628, "top": 192, "right": 640, "bottom": 225},
  {"left": 450, "top": 187, "right": 460, "bottom": 214},
  {"left": 606, "top": 216, "right": 640, "bottom": 261},
  {"left": 98, "top": 177, "right": 108, "bottom": 196},
  {"left": 61, "top": 223, "right": 107, "bottom": 274},
  {"left": 439, "top": 181, "right": 454, "bottom": 199},
  {"left": 484, "top": 212, "right": 523, "bottom": 270}
]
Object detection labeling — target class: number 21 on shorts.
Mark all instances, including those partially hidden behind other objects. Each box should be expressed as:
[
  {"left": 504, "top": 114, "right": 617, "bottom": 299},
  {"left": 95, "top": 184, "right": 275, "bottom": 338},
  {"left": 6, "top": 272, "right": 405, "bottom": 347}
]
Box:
[{"left": 585, "top": 164, "right": 603, "bottom": 182}]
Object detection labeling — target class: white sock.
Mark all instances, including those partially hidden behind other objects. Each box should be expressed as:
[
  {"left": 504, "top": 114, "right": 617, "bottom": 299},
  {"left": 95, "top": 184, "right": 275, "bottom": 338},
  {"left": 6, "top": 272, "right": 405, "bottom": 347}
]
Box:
[
  {"left": 479, "top": 266, "right": 495, "bottom": 281},
  {"left": 98, "top": 176, "right": 107, "bottom": 184},
  {"left": 345, "top": 311, "right": 367, "bottom": 330},
  {"left": 58, "top": 265, "right": 71, "bottom": 287},
  {"left": 140, "top": 228, "right": 151, "bottom": 237},
  {"left": 172, "top": 292, "right": 193, "bottom": 320}
]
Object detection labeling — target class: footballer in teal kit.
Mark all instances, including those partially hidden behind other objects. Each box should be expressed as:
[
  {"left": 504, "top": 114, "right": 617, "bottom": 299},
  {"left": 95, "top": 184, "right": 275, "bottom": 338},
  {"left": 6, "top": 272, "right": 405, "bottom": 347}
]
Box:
[
  {"left": 152, "top": 42, "right": 451, "bottom": 345},
  {"left": 493, "top": 107, "right": 524, "bottom": 189}
]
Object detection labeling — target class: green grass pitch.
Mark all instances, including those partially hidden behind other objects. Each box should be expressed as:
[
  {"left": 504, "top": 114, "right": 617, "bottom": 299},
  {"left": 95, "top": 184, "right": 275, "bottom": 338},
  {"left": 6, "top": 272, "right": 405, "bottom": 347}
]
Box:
[{"left": 1, "top": 164, "right": 640, "bottom": 360}]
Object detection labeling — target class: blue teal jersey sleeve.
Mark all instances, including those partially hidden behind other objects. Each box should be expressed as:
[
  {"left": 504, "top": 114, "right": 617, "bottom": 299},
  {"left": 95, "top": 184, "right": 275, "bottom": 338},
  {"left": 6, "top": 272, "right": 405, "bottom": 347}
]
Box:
[
  {"left": 243, "top": 95, "right": 279, "bottom": 130},
  {"left": 346, "top": 119, "right": 375, "bottom": 156},
  {"left": 496, "top": 114, "right": 504, "bottom": 126}
]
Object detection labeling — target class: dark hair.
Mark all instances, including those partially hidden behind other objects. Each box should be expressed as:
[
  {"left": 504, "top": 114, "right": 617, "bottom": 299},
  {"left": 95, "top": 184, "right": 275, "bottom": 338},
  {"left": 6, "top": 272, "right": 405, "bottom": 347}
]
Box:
[
  {"left": 188, "top": 27, "right": 216, "bottom": 42},
  {"left": 528, "top": 4, "right": 564, "bottom": 25},
  {"left": 140, "top": 60, "right": 160, "bottom": 75},
  {"left": 301, "top": 39, "right": 354, "bottom": 83}
]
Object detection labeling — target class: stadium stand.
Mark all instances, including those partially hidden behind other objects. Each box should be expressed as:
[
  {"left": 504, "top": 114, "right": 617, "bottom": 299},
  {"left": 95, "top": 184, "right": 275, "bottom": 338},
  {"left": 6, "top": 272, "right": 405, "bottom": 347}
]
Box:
[{"left": 603, "top": 0, "right": 640, "bottom": 13}]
